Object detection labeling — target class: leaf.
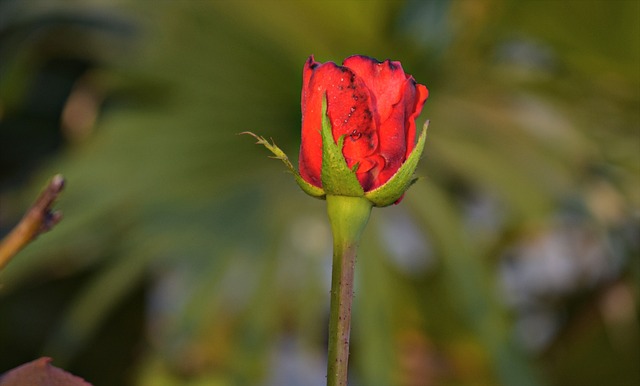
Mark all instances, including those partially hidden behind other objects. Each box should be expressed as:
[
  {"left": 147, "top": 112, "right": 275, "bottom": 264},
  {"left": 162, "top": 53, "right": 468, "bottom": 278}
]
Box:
[
  {"left": 0, "top": 357, "right": 92, "bottom": 386},
  {"left": 242, "top": 132, "right": 326, "bottom": 199},
  {"left": 320, "top": 96, "right": 365, "bottom": 197}
]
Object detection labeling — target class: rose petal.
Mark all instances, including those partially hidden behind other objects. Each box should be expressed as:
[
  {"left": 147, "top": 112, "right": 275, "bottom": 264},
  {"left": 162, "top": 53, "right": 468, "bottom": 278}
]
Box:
[
  {"left": 299, "top": 56, "right": 329, "bottom": 187},
  {"left": 299, "top": 57, "right": 377, "bottom": 186},
  {"left": 354, "top": 154, "right": 385, "bottom": 191},
  {"left": 375, "top": 78, "right": 428, "bottom": 188},
  {"left": 405, "top": 81, "right": 429, "bottom": 159},
  {"left": 342, "top": 55, "right": 409, "bottom": 124}
]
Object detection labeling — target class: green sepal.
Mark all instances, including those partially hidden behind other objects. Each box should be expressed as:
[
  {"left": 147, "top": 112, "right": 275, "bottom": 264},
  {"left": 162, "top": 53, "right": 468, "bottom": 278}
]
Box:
[
  {"left": 365, "top": 120, "right": 429, "bottom": 207},
  {"left": 242, "top": 132, "right": 326, "bottom": 199},
  {"left": 320, "top": 96, "right": 365, "bottom": 197}
]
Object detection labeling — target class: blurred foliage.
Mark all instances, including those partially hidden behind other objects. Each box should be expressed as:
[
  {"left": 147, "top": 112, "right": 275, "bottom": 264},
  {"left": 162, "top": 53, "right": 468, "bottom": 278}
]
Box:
[{"left": 1, "top": 0, "right": 638, "bottom": 385}]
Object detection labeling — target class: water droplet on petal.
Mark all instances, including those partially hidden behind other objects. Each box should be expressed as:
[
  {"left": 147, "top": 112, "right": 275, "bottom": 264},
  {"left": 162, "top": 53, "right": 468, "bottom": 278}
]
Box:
[{"left": 350, "top": 130, "right": 362, "bottom": 140}]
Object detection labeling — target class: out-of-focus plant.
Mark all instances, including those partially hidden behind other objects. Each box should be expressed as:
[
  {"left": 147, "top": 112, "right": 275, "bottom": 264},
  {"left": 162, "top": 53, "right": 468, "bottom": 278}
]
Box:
[
  {"left": 1, "top": 1, "right": 638, "bottom": 386},
  {"left": 0, "top": 175, "right": 94, "bottom": 386},
  {"left": 0, "top": 175, "right": 64, "bottom": 270}
]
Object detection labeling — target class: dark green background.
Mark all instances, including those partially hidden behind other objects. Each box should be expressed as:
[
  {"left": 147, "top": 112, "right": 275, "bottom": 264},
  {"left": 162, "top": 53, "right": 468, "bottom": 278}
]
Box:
[{"left": 1, "top": 1, "right": 638, "bottom": 385}]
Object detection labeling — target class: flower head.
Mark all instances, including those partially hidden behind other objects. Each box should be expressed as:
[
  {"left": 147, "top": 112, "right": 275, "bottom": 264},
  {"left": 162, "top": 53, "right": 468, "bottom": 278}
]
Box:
[
  {"left": 246, "top": 55, "right": 429, "bottom": 207},
  {"left": 299, "top": 55, "right": 428, "bottom": 193}
]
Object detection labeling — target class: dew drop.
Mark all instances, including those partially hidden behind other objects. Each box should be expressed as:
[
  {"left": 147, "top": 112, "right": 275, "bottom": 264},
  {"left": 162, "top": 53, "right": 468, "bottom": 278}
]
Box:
[{"left": 350, "top": 130, "right": 362, "bottom": 140}]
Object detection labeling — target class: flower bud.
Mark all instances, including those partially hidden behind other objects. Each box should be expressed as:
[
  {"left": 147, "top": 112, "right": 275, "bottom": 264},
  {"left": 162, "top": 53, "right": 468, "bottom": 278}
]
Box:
[
  {"left": 299, "top": 55, "right": 429, "bottom": 206},
  {"left": 247, "top": 55, "right": 429, "bottom": 207}
]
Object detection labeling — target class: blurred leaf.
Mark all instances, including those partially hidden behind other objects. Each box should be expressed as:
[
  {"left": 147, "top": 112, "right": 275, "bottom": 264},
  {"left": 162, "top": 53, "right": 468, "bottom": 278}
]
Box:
[{"left": 1, "top": 0, "right": 638, "bottom": 385}]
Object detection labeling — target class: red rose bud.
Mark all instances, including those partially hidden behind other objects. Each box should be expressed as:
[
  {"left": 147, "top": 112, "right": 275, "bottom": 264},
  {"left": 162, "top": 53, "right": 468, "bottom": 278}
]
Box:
[
  {"left": 299, "top": 55, "right": 428, "bottom": 205},
  {"left": 245, "top": 55, "right": 429, "bottom": 207}
]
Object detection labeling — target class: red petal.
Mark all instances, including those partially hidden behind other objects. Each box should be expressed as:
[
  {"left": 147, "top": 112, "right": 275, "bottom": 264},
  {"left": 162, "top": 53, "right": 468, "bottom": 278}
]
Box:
[
  {"left": 355, "top": 154, "right": 385, "bottom": 191},
  {"left": 332, "top": 74, "right": 377, "bottom": 162},
  {"left": 405, "top": 81, "right": 428, "bottom": 159},
  {"left": 374, "top": 78, "right": 428, "bottom": 189},
  {"left": 342, "top": 55, "right": 409, "bottom": 124},
  {"left": 299, "top": 56, "right": 326, "bottom": 188},
  {"left": 299, "top": 58, "right": 377, "bottom": 187},
  {"left": 300, "top": 55, "right": 318, "bottom": 120}
]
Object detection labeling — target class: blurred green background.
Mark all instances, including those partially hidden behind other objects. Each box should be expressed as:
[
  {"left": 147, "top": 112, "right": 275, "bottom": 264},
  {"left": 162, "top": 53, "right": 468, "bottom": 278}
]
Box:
[{"left": 1, "top": 0, "right": 638, "bottom": 385}]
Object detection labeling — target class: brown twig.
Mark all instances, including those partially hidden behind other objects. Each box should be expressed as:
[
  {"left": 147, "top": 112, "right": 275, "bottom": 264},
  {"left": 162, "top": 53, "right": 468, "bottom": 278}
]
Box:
[{"left": 0, "top": 174, "right": 65, "bottom": 271}]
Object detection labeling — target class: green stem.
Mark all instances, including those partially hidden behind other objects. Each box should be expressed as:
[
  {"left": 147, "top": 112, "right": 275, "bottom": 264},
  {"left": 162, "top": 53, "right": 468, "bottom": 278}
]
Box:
[{"left": 325, "top": 195, "right": 372, "bottom": 386}]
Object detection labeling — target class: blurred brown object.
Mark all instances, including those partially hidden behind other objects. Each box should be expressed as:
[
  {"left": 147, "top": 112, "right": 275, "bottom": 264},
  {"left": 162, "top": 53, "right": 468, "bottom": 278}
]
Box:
[
  {"left": 0, "top": 175, "right": 64, "bottom": 271},
  {"left": 0, "top": 357, "right": 91, "bottom": 386}
]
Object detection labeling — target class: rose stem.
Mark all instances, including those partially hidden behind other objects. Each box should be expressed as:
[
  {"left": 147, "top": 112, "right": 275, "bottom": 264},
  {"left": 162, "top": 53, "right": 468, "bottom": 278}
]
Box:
[{"left": 325, "top": 195, "right": 372, "bottom": 386}]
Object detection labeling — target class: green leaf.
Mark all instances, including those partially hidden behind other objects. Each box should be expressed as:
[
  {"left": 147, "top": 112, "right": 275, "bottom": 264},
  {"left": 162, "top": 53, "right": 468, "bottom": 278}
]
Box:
[
  {"left": 365, "top": 121, "right": 429, "bottom": 207},
  {"left": 320, "top": 96, "right": 365, "bottom": 197},
  {"left": 242, "top": 132, "right": 325, "bottom": 199}
]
